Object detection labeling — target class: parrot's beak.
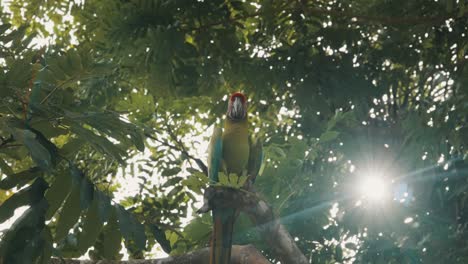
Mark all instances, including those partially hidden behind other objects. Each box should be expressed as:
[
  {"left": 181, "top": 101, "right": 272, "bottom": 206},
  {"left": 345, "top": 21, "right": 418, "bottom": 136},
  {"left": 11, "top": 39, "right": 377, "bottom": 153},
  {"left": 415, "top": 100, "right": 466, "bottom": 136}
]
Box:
[
  {"left": 227, "top": 95, "right": 247, "bottom": 120},
  {"left": 232, "top": 97, "right": 242, "bottom": 117}
]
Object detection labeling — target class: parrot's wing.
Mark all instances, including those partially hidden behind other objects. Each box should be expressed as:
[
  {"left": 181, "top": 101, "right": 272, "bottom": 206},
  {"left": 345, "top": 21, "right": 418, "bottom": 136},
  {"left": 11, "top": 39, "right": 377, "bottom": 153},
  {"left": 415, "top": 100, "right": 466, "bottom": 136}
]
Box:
[
  {"left": 247, "top": 136, "right": 263, "bottom": 183},
  {"left": 208, "top": 127, "right": 223, "bottom": 182}
]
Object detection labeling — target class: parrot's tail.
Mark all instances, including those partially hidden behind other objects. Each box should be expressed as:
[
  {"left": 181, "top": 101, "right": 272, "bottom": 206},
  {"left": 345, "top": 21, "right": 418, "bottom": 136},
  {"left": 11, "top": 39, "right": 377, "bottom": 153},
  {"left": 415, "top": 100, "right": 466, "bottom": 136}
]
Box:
[{"left": 210, "top": 208, "right": 236, "bottom": 264}]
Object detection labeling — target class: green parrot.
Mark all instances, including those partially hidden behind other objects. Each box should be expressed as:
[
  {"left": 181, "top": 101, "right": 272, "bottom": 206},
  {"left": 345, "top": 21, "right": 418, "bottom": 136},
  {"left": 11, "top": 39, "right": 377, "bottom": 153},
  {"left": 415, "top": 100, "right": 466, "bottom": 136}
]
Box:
[{"left": 207, "top": 92, "right": 263, "bottom": 264}]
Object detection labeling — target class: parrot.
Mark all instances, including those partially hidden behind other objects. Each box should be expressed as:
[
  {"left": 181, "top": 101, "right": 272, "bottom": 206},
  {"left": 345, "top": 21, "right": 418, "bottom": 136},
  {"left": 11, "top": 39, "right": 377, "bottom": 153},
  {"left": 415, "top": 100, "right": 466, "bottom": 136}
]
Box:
[{"left": 207, "top": 92, "right": 263, "bottom": 264}]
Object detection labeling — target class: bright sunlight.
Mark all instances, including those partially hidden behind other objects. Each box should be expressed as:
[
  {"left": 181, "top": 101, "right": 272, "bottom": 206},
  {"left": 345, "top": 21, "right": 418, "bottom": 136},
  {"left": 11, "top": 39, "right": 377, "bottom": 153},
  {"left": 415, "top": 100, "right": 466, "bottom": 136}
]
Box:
[
  {"left": 359, "top": 176, "right": 388, "bottom": 201},
  {"left": 358, "top": 172, "right": 389, "bottom": 202}
]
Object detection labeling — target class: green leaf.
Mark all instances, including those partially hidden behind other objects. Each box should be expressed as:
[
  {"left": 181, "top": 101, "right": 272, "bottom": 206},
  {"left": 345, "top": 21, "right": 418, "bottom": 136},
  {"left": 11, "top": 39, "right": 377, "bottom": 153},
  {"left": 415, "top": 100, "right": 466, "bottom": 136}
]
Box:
[
  {"left": 345, "top": 242, "right": 357, "bottom": 250},
  {"left": 161, "top": 167, "right": 182, "bottom": 177},
  {"left": 23, "top": 129, "right": 53, "bottom": 168},
  {"left": 45, "top": 171, "right": 72, "bottom": 219},
  {"left": 55, "top": 185, "right": 81, "bottom": 241},
  {"left": 335, "top": 245, "right": 343, "bottom": 261},
  {"left": 0, "top": 177, "right": 48, "bottom": 223},
  {"left": 115, "top": 92, "right": 156, "bottom": 123},
  {"left": 0, "top": 23, "right": 11, "bottom": 35},
  {"left": 182, "top": 172, "right": 208, "bottom": 195},
  {"left": 319, "top": 130, "right": 339, "bottom": 142},
  {"left": 22, "top": 128, "right": 58, "bottom": 169},
  {"left": 183, "top": 213, "right": 211, "bottom": 243},
  {"left": 69, "top": 124, "right": 126, "bottom": 164},
  {"left": 0, "top": 199, "right": 48, "bottom": 264},
  {"left": 115, "top": 205, "right": 147, "bottom": 250},
  {"left": 65, "top": 111, "right": 144, "bottom": 155},
  {"left": 446, "top": 0, "right": 454, "bottom": 12},
  {"left": 95, "top": 190, "right": 111, "bottom": 223},
  {"left": 77, "top": 197, "right": 103, "bottom": 253},
  {"left": 270, "top": 146, "right": 287, "bottom": 159},
  {"left": 39, "top": 226, "right": 53, "bottom": 264},
  {"left": 150, "top": 225, "right": 171, "bottom": 253},
  {"left": 101, "top": 210, "right": 122, "bottom": 259},
  {"left": 67, "top": 49, "right": 83, "bottom": 73},
  {"left": 167, "top": 185, "right": 183, "bottom": 198},
  {"left": 80, "top": 178, "right": 94, "bottom": 210},
  {"left": 2, "top": 24, "right": 26, "bottom": 43},
  {"left": 0, "top": 158, "right": 13, "bottom": 175},
  {"left": 167, "top": 231, "right": 179, "bottom": 248},
  {"left": 162, "top": 176, "right": 183, "bottom": 187},
  {"left": 89, "top": 208, "right": 122, "bottom": 260},
  {"left": 59, "top": 137, "right": 85, "bottom": 158},
  {"left": 69, "top": 162, "right": 84, "bottom": 186},
  {"left": 0, "top": 167, "right": 42, "bottom": 190}
]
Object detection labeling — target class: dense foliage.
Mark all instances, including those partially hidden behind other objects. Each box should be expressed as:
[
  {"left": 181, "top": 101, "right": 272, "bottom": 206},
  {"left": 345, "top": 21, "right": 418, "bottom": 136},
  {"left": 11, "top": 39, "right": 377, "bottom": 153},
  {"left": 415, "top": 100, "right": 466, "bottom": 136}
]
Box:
[{"left": 0, "top": 0, "right": 467, "bottom": 263}]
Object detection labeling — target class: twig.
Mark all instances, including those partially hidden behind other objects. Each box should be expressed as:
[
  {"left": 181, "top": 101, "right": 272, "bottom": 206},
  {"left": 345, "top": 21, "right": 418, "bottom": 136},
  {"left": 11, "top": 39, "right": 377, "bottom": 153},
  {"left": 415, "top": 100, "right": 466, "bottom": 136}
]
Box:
[
  {"left": 183, "top": 3, "right": 467, "bottom": 31},
  {"left": 39, "top": 82, "right": 64, "bottom": 105},
  {"left": 0, "top": 135, "right": 15, "bottom": 148},
  {"left": 164, "top": 122, "right": 209, "bottom": 175},
  {"left": 301, "top": 5, "right": 466, "bottom": 26},
  {"left": 166, "top": 119, "right": 209, "bottom": 176},
  {"left": 0, "top": 144, "right": 22, "bottom": 149},
  {"left": 165, "top": 121, "right": 194, "bottom": 167},
  {"left": 40, "top": 72, "right": 111, "bottom": 105},
  {"left": 153, "top": 222, "right": 185, "bottom": 239},
  {"left": 144, "top": 132, "right": 208, "bottom": 176},
  {"left": 23, "top": 47, "right": 46, "bottom": 120}
]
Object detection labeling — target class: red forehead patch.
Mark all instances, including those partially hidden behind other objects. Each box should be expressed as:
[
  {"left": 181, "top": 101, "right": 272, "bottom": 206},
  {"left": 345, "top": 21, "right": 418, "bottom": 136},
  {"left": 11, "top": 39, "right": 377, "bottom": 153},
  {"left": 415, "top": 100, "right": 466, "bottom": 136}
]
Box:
[{"left": 230, "top": 92, "right": 246, "bottom": 102}]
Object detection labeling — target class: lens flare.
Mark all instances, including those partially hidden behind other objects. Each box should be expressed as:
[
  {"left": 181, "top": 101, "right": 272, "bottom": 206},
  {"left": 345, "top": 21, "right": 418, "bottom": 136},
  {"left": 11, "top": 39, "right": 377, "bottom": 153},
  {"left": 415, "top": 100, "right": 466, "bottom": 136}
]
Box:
[{"left": 359, "top": 176, "right": 387, "bottom": 201}]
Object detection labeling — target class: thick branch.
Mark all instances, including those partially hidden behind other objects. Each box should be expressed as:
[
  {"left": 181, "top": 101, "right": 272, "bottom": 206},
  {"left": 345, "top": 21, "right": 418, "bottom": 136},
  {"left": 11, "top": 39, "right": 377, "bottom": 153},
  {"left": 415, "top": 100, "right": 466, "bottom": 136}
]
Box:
[
  {"left": 50, "top": 245, "right": 270, "bottom": 264},
  {"left": 199, "top": 186, "right": 309, "bottom": 264}
]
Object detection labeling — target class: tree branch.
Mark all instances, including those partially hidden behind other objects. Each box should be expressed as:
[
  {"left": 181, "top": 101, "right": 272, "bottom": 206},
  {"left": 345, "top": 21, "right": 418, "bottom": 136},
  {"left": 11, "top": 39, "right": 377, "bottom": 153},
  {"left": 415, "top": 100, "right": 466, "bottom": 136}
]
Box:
[
  {"left": 0, "top": 135, "right": 17, "bottom": 149},
  {"left": 301, "top": 6, "right": 466, "bottom": 26},
  {"left": 144, "top": 132, "right": 208, "bottom": 175},
  {"left": 164, "top": 122, "right": 208, "bottom": 175},
  {"left": 199, "top": 186, "right": 309, "bottom": 264},
  {"left": 183, "top": 3, "right": 467, "bottom": 31},
  {"left": 50, "top": 245, "right": 270, "bottom": 264}
]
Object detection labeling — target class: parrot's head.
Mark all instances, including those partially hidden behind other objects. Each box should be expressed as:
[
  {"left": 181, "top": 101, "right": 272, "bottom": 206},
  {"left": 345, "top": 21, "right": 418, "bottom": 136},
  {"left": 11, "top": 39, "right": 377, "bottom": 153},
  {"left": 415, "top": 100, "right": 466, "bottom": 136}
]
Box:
[{"left": 227, "top": 92, "right": 248, "bottom": 121}]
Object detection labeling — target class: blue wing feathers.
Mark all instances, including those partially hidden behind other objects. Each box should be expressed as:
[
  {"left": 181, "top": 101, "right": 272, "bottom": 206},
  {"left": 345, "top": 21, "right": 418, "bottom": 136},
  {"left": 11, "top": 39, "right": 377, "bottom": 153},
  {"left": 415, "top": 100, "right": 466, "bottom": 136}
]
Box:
[
  {"left": 247, "top": 137, "right": 263, "bottom": 183},
  {"left": 208, "top": 128, "right": 223, "bottom": 182}
]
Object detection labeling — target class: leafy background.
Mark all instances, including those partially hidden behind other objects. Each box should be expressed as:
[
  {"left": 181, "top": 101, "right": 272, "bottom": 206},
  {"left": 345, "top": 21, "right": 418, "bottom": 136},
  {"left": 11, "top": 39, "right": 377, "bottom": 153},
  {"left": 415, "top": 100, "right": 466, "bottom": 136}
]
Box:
[{"left": 0, "top": 0, "right": 467, "bottom": 263}]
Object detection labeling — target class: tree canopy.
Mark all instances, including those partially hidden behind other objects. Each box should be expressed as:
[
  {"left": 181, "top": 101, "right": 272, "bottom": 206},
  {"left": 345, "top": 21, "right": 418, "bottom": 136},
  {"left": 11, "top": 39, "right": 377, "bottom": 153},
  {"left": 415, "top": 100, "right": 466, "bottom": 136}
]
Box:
[{"left": 0, "top": 0, "right": 467, "bottom": 263}]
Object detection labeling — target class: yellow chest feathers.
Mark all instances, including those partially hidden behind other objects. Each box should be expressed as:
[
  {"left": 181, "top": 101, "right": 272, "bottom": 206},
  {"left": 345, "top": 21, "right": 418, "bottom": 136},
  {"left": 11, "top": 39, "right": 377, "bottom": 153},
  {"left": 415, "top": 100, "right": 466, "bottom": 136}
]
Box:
[{"left": 222, "top": 120, "right": 249, "bottom": 175}]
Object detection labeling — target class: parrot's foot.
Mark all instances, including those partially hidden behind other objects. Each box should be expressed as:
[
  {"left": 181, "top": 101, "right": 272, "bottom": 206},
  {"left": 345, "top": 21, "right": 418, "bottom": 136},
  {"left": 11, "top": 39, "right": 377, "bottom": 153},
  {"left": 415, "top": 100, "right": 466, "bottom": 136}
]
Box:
[
  {"left": 197, "top": 187, "right": 215, "bottom": 213},
  {"left": 196, "top": 186, "right": 216, "bottom": 214},
  {"left": 196, "top": 186, "right": 259, "bottom": 214},
  {"left": 196, "top": 203, "right": 211, "bottom": 214}
]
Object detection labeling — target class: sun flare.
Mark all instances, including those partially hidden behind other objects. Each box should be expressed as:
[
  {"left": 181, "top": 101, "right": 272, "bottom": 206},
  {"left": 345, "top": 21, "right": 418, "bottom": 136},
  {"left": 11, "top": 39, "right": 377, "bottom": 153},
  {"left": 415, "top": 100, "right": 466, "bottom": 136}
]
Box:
[{"left": 359, "top": 176, "right": 387, "bottom": 201}]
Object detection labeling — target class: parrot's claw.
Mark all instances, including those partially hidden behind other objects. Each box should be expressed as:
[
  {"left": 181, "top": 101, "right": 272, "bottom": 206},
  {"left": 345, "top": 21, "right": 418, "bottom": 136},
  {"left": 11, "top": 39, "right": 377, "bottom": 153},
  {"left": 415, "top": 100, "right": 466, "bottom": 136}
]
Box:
[
  {"left": 197, "top": 186, "right": 215, "bottom": 214},
  {"left": 196, "top": 203, "right": 211, "bottom": 214}
]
